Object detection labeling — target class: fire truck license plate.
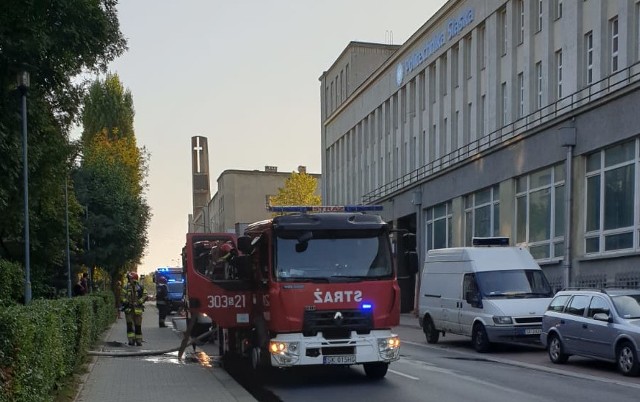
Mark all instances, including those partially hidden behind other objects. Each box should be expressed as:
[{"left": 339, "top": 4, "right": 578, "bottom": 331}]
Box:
[{"left": 323, "top": 355, "right": 356, "bottom": 365}]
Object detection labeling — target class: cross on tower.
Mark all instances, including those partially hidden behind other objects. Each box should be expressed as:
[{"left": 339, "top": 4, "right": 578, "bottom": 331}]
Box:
[{"left": 193, "top": 137, "right": 203, "bottom": 173}]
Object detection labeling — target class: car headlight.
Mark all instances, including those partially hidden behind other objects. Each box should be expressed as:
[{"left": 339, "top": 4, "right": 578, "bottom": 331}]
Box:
[
  {"left": 493, "top": 316, "right": 513, "bottom": 325},
  {"left": 269, "top": 341, "right": 300, "bottom": 366},
  {"left": 377, "top": 336, "right": 400, "bottom": 361}
]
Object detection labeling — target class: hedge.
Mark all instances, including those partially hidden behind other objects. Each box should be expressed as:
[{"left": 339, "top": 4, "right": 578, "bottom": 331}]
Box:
[
  {"left": 0, "top": 260, "right": 24, "bottom": 306},
  {"left": 0, "top": 292, "right": 115, "bottom": 402}
]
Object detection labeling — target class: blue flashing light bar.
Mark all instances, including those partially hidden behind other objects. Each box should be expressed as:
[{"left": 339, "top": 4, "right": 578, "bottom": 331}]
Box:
[
  {"left": 361, "top": 303, "right": 373, "bottom": 310},
  {"left": 268, "top": 205, "right": 383, "bottom": 213}
]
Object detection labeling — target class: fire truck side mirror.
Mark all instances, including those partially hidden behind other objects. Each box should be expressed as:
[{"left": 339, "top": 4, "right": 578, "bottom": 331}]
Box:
[{"left": 237, "top": 236, "right": 253, "bottom": 254}]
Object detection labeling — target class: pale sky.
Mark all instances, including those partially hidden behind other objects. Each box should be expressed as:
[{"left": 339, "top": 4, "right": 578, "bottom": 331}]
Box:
[{"left": 104, "top": 0, "right": 447, "bottom": 274}]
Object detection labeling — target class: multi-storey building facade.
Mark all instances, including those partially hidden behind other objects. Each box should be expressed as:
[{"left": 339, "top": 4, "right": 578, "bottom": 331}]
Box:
[
  {"left": 320, "top": 0, "right": 640, "bottom": 301},
  {"left": 189, "top": 165, "right": 321, "bottom": 234}
]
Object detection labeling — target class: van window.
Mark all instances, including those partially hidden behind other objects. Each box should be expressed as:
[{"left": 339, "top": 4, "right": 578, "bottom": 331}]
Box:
[
  {"left": 463, "top": 273, "right": 479, "bottom": 297},
  {"left": 476, "top": 269, "right": 552, "bottom": 298}
]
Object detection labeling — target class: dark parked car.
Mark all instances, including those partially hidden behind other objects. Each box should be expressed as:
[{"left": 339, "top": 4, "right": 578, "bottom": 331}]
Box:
[{"left": 540, "top": 288, "right": 640, "bottom": 376}]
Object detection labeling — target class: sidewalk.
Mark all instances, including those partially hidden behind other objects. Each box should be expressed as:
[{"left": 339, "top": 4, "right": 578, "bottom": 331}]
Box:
[
  {"left": 398, "top": 312, "right": 421, "bottom": 329},
  {"left": 74, "top": 304, "right": 257, "bottom": 402}
]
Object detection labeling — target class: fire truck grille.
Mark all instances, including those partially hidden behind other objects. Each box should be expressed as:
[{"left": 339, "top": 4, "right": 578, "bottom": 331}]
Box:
[{"left": 303, "top": 309, "right": 372, "bottom": 338}]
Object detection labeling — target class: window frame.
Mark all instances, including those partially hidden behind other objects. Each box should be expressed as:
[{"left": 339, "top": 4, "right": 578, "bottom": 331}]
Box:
[
  {"left": 515, "top": 164, "right": 566, "bottom": 261},
  {"left": 464, "top": 186, "right": 501, "bottom": 246},
  {"left": 556, "top": 49, "right": 563, "bottom": 99},
  {"left": 584, "top": 140, "right": 639, "bottom": 255},
  {"left": 425, "top": 201, "right": 453, "bottom": 252},
  {"left": 585, "top": 31, "right": 594, "bottom": 85},
  {"left": 611, "top": 16, "right": 619, "bottom": 73}
]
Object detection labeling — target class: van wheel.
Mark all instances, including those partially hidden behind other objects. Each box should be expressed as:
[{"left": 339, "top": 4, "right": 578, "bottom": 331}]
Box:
[
  {"left": 423, "top": 316, "right": 439, "bottom": 344},
  {"left": 547, "top": 334, "right": 569, "bottom": 364},
  {"left": 472, "top": 323, "right": 490, "bottom": 353},
  {"left": 363, "top": 362, "right": 388, "bottom": 380},
  {"left": 617, "top": 341, "right": 640, "bottom": 376}
]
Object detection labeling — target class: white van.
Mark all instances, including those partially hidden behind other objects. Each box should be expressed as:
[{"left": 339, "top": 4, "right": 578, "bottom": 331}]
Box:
[{"left": 418, "top": 238, "right": 553, "bottom": 352}]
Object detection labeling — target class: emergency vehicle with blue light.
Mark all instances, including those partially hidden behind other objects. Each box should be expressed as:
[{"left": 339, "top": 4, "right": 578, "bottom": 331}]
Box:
[
  {"left": 182, "top": 205, "right": 401, "bottom": 379},
  {"left": 153, "top": 267, "right": 185, "bottom": 313}
]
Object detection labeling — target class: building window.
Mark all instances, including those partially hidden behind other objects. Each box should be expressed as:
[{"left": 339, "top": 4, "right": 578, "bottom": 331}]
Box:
[
  {"left": 340, "top": 70, "right": 343, "bottom": 102},
  {"left": 441, "top": 54, "right": 448, "bottom": 95},
  {"left": 555, "top": 0, "right": 563, "bottom": 20},
  {"left": 611, "top": 16, "right": 619, "bottom": 73},
  {"left": 426, "top": 201, "right": 453, "bottom": 251},
  {"left": 330, "top": 82, "right": 334, "bottom": 111},
  {"left": 515, "top": 164, "right": 566, "bottom": 260},
  {"left": 585, "top": 31, "right": 594, "bottom": 85},
  {"left": 479, "top": 23, "right": 486, "bottom": 69},
  {"left": 501, "top": 82, "right": 508, "bottom": 126},
  {"left": 452, "top": 45, "right": 459, "bottom": 88},
  {"left": 556, "top": 49, "right": 563, "bottom": 99},
  {"left": 637, "top": 4, "right": 640, "bottom": 61},
  {"left": 419, "top": 71, "right": 426, "bottom": 111},
  {"left": 429, "top": 64, "right": 436, "bottom": 104},
  {"left": 518, "top": 0, "right": 525, "bottom": 45},
  {"left": 452, "top": 111, "right": 459, "bottom": 150},
  {"left": 480, "top": 94, "right": 486, "bottom": 136},
  {"left": 325, "top": 86, "right": 329, "bottom": 112},
  {"left": 518, "top": 72, "right": 524, "bottom": 117},
  {"left": 500, "top": 7, "right": 508, "bottom": 55},
  {"left": 537, "top": 0, "right": 543, "bottom": 32},
  {"left": 464, "top": 102, "right": 472, "bottom": 144},
  {"left": 464, "top": 34, "right": 472, "bottom": 79},
  {"left": 465, "top": 186, "right": 500, "bottom": 246},
  {"left": 585, "top": 140, "right": 637, "bottom": 254},
  {"left": 345, "top": 63, "right": 350, "bottom": 95},
  {"left": 536, "top": 61, "right": 543, "bottom": 108}
]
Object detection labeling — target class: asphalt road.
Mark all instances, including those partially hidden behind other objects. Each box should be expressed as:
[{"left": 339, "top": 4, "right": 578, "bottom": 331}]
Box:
[{"left": 223, "top": 322, "right": 640, "bottom": 402}]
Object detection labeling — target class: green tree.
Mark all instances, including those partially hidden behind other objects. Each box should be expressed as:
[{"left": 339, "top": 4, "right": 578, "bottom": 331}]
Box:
[
  {"left": 269, "top": 171, "right": 321, "bottom": 206},
  {"left": 74, "top": 74, "right": 150, "bottom": 284},
  {"left": 0, "top": 0, "right": 127, "bottom": 299},
  {"left": 82, "top": 73, "right": 135, "bottom": 143}
]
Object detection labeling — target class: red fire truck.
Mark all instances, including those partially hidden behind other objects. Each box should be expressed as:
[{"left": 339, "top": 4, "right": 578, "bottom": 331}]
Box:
[{"left": 182, "top": 205, "right": 401, "bottom": 379}]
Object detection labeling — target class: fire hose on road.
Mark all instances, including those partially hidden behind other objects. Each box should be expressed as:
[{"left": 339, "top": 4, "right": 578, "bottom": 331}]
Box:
[{"left": 88, "top": 316, "right": 216, "bottom": 358}]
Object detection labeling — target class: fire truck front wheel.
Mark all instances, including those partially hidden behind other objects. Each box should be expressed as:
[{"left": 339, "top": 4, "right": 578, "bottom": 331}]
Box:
[
  {"left": 250, "top": 346, "right": 272, "bottom": 374},
  {"left": 363, "top": 362, "right": 389, "bottom": 380}
]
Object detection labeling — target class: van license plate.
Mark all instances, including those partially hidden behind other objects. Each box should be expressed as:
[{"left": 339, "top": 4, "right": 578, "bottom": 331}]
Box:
[
  {"left": 323, "top": 355, "right": 356, "bottom": 365},
  {"left": 524, "top": 328, "right": 541, "bottom": 335}
]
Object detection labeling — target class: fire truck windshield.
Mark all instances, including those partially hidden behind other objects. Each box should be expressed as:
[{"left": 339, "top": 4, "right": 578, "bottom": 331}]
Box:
[{"left": 275, "top": 232, "right": 393, "bottom": 281}]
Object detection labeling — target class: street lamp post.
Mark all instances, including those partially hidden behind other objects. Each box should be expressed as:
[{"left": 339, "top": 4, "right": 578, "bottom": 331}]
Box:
[
  {"left": 65, "top": 176, "right": 72, "bottom": 297},
  {"left": 17, "top": 71, "right": 31, "bottom": 304}
]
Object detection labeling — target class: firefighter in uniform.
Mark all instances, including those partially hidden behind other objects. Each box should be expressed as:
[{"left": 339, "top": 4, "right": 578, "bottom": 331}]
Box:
[
  {"left": 156, "top": 275, "right": 169, "bottom": 328},
  {"left": 121, "top": 272, "right": 148, "bottom": 346}
]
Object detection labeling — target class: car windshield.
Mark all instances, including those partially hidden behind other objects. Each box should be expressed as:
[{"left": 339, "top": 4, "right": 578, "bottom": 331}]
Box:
[
  {"left": 476, "top": 269, "right": 553, "bottom": 298},
  {"left": 611, "top": 294, "right": 640, "bottom": 319},
  {"left": 274, "top": 230, "right": 393, "bottom": 282}
]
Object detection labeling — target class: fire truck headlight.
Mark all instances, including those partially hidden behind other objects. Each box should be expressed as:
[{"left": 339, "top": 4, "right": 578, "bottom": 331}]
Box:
[
  {"left": 377, "top": 336, "right": 400, "bottom": 361},
  {"left": 269, "top": 341, "right": 300, "bottom": 366}
]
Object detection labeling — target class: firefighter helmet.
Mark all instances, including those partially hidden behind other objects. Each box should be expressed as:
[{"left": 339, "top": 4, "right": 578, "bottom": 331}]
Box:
[
  {"left": 220, "top": 242, "right": 234, "bottom": 254},
  {"left": 128, "top": 272, "right": 139, "bottom": 281}
]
